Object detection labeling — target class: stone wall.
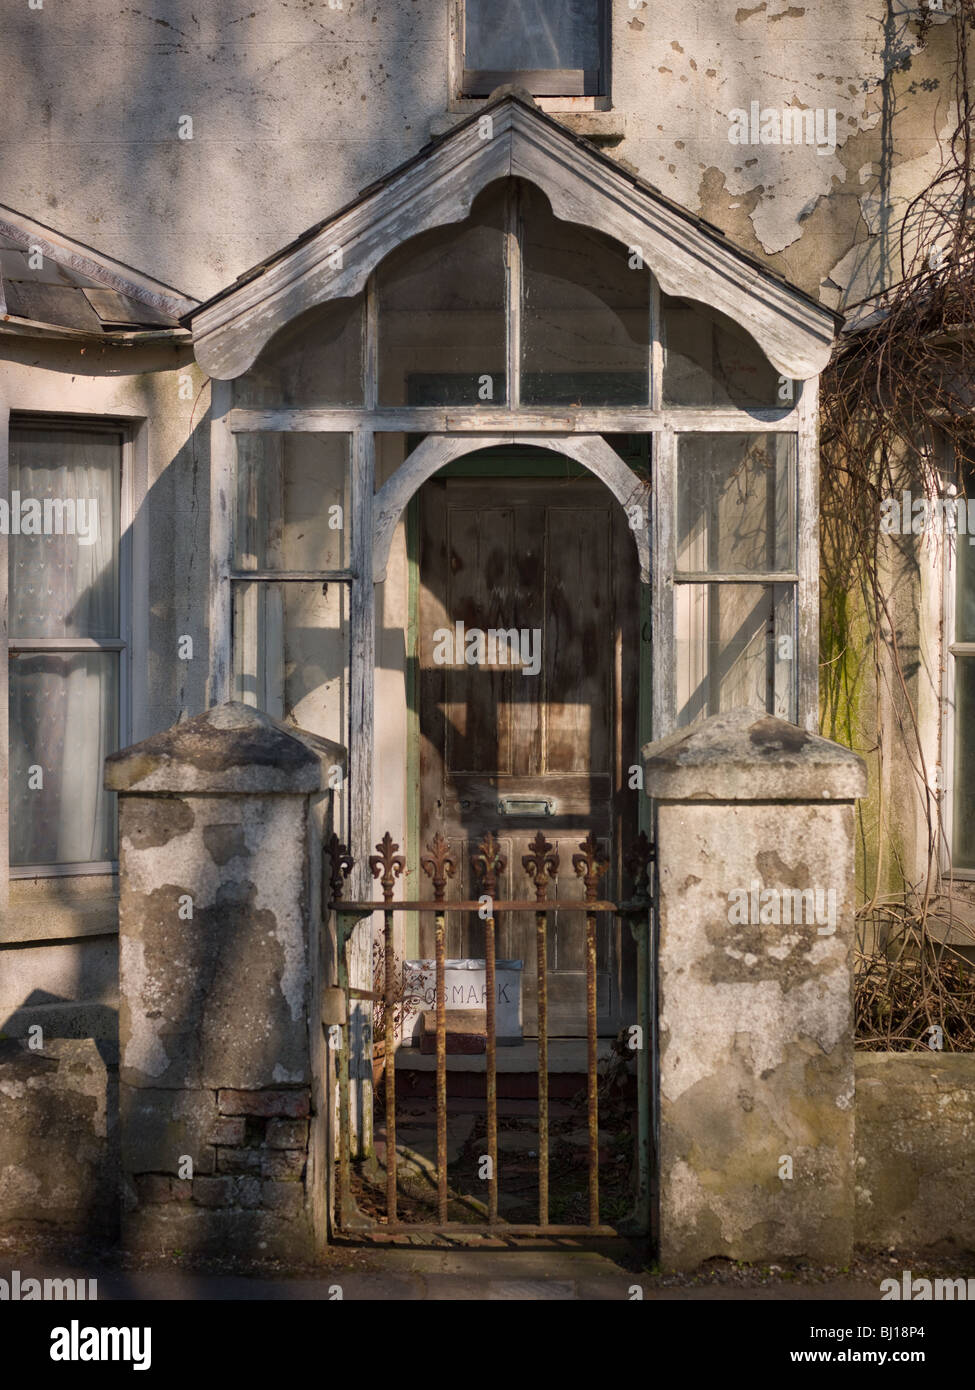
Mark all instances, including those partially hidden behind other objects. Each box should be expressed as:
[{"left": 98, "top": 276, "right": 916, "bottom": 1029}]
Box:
[
  {"left": 855, "top": 1052, "right": 975, "bottom": 1252},
  {"left": 0, "top": 1038, "right": 118, "bottom": 1240}
]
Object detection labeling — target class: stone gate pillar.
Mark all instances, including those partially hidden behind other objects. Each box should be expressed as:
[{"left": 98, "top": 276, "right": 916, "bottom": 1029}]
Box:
[
  {"left": 105, "top": 702, "right": 346, "bottom": 1258},
  {"left": 643, "top": 707, "right": 867, "bottom": 1270}
]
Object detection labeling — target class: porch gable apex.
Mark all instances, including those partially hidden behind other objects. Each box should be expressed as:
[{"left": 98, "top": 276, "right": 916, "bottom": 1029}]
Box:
[{"left": 189, "top": 95, "right": 838, "bottom": 383}]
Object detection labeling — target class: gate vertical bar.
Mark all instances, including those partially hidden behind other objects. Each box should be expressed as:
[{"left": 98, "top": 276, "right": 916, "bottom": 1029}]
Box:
[
  {"left": 474, "top": 834, "right": 506, "bottom": 1226},
  {"left": 327, "top": 836, "right": 355, "bottom": 1230},
  {"left": 436, "top": 908, "right": 448, "bottom": 1221},
  {"left": 369, "top": 834, "right": 405, "bottom": 1223},
  {"left": 523, "top": 833, "right": 559, "bottom": 1228},
  {"left": 574, "top": 834, "right": 608, "bottom": 1230},
  {"left": 336, "top": 911, "right": 353, "bottom": 1227},
  {"left": 421, "top": 834, "right": 455, "bottom": 1225},
  {"left": 485, "top": 911, "right": 498, "bottom": 1224}
]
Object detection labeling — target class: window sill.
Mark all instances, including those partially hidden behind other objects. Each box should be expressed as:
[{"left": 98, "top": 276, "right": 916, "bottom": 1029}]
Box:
[
  {"left": 3, "top": 875, "right": 118, "bottom": 945},
  {"left": 432, "top": 108, "right": 626, "bottom": 147}
]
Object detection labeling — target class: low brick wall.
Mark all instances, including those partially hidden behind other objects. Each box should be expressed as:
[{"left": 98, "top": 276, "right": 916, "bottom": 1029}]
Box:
[
  {"left": 124, "top": 1085, "right": 314, "bottom": 1257},
  {"left": 855, "top": 1053, "right": 975, "bottom": 1251},
  {"left": 0, "top": 1037, "right": 118, "bottom": 1238}
]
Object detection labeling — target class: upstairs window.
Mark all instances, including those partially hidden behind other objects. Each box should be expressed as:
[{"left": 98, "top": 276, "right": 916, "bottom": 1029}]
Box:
[{"left": 462, "top": 0, "right": 607, "bottom": 98}]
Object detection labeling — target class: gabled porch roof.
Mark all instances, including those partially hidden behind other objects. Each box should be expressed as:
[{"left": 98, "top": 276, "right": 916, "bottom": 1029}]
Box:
[{"left": 189, "top": 92, "right": 841, "bottom": 383}]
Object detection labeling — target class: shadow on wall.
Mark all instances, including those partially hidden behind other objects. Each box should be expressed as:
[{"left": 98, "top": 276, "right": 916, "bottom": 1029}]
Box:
[{"left": 0, "top": 991, "right": 119, "bottom": 1248}]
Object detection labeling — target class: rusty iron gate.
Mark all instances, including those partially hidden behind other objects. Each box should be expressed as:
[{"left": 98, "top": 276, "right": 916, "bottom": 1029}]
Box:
[{"left": 326, "top": 828, "right": 653, "bottom": 1239}]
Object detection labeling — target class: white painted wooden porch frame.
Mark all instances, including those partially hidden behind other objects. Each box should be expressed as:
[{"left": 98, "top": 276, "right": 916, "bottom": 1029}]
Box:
[
  {"left": 207, "top": 399, "right": 819, "bottom": 819},
  {"left": 191, "top": 98, "right": 836, "bottom": 384},
  {"left": 202, "top": 93, "right": 829, "bottom": 878},
  {"left": 372, "top": 433, "right": 649, "bottom": 583}
]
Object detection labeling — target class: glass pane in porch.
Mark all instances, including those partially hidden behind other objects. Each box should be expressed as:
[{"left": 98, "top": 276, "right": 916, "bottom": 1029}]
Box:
[
  {"left": 521, "top": 182, "right": 649, "bottom": 405},
  {"left": 675, "top": 581, "right": 795, "bottom": 726},
  {"left": 234, "top": 432, "right": 351, "bottom": 572},
  {"left": 232, "top": 580, "right": 349, "bottom": 749},
  {"left": 662, "top": 294, "right": 783, "bottom": 407},
  {"left": 377, "top": 182, "right": 507, "bottom": 407},
  {"left": 232, "top": 295, "right": 364, "bottom": 408},
  {"left": 677, "top": 433, "right": 796, "bottom": 574}
]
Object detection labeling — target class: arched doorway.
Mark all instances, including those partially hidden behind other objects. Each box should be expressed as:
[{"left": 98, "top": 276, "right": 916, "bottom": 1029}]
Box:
[{"left": 379, "top": 437, "right": 648, "bottom": 1040}]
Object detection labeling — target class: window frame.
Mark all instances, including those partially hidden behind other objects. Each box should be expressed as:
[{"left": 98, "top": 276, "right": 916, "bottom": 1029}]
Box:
[
  {"left": 941, "top": 447, "right": 975, "bottom": 880},
  {"left": 454, "top": 0, "right": 610, "bottom": 100},
  {"left": 5, "top": 412, "right": 134, "bottom": 879}
]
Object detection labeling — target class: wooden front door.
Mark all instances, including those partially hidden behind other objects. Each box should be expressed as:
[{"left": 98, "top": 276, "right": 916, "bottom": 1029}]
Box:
[{"left": 418, "top": 470, "right": 640, "bottom": 1037}]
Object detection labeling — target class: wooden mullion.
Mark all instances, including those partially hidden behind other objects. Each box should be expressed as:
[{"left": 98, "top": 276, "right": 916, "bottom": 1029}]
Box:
[
  {"left": 506, "top": 182, "right": 521, "bottom": 411},
  {"left": 673, "top": 571, "right": 800, "bottom": 585},
  {"left": 229, "top": 570, "right": 355, "bottom": 583},
  {"left": 8, "top": 638, "right": 128, "bottom": 652},
  {"left": 365, "top": 274, "right": 378, "bottom": 412},
  {"left": 227, "top": 406, "right": 803, "bottom": 434},
  {"left": 208, "top": 378, "right": 234, "bottom": 706},
  {"left": 796, "top": 380, "right": 819, "bottom": 731},
  {"left": 652, "top": 426, "right": 676, "bottom": 740},
  {"left": 649, "top": 274, "right": 662, "bottom": 412}
]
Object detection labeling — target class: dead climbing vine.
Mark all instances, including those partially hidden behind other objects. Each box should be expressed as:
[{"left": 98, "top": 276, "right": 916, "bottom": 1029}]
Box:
[{"left": 819, "top": 0, "right": 975, "bottom": 1047}]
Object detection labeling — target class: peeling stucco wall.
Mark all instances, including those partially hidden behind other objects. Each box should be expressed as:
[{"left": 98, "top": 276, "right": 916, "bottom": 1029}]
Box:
[{"left": 0, "top": 2, "right": 964, "bottom": 308}]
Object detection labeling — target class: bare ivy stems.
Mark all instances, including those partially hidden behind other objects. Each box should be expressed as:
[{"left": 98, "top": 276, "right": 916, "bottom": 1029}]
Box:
[{"left": 820, "top": 0, "right": 975, "bottom": 1049}]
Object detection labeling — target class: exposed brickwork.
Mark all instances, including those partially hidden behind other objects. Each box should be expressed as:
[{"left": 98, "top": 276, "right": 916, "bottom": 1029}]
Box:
[
  {"left": 217, "top": 1147, "right": 264, "bottom": 1175},
  {"left": 192, "top": 1175, "right": 236, "bottom": 1208},
  {"left": 265, "top": 1150, "right": 306, "bottom": 1181},
  {"left": 132, "top": 1081, "right": 312, "bottom": 1225},
  {"left": 266, "top": 1119, "right": 309, "bottom": 1149},
  {"left": 208, "top": 1117, "right": 246, "bottom": 1147},
  {"left": 217, "top": 1089, "right": 310, "bottom": 1119}
]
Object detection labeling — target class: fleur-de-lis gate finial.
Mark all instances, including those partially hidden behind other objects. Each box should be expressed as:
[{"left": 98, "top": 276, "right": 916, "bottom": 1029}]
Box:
[
  {"left": 522, "top": 830, "right": 559, "bottom": 901},
  {"left": 572, "top": 831, "right": 609, "bottom": 902},
  {"left": 325, "top": 832, "right": 354, "bottom": 903},
  {"left": 368, "top": 831, "right": 406, "bottom": 904},
  {"left": 419, "top": 831, "right": 455, "bottom": 902},
  {"left": 471, "top": 830, "right": 506, "bottom": 898}
]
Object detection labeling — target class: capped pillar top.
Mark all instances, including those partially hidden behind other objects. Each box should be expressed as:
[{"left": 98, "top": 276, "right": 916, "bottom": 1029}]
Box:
[
  {"left": 105, "top": 701, "right": 347, "bottom": 796},
  {"left": 642, "top": 707, "right": 867, "bottom": 803}
]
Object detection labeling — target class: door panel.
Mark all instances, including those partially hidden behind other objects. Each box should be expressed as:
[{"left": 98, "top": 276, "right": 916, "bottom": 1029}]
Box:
[{"left": 419, "top": 473, "right": 640, "bottom": 1036}]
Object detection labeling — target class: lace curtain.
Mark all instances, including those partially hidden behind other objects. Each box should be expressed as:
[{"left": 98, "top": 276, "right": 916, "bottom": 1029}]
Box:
[{"left": 8, "top": 426, "right": 120, "bottom": 866}]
